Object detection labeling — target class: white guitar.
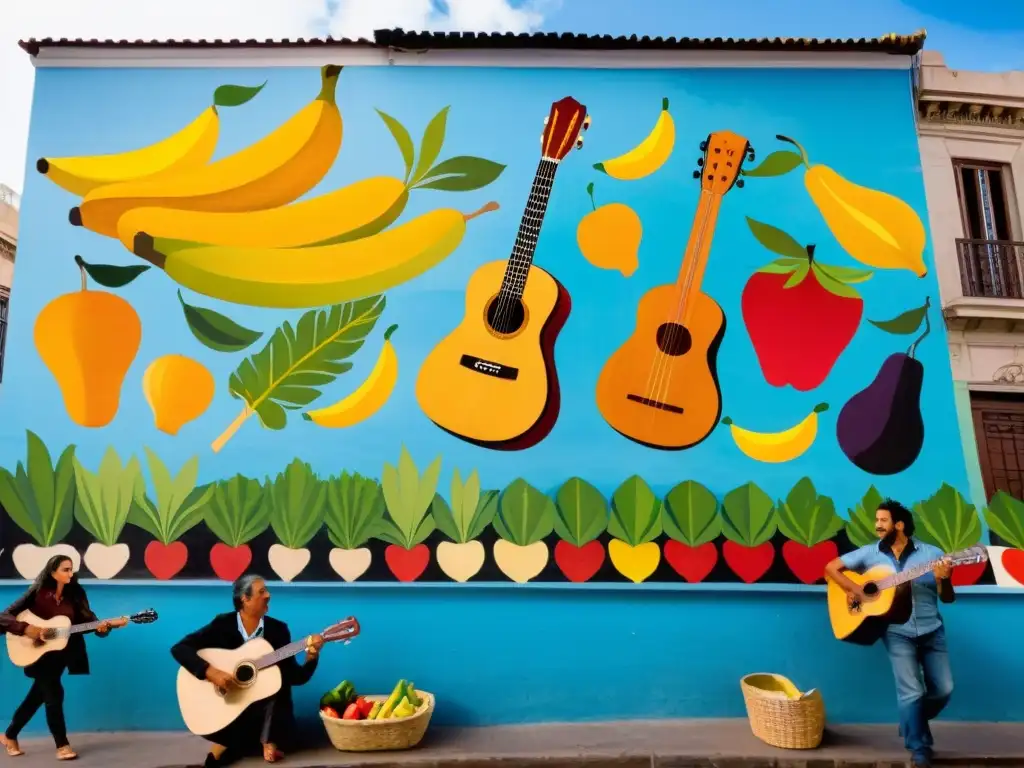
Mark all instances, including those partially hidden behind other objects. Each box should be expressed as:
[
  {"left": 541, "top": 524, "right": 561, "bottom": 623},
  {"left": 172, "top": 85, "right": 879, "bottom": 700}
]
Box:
[
  {"left": 6, "top": 609, "right": 158, "bottom": 667},
  {"left": 176, "top": 616, "right": 361, "bottom": 736}
]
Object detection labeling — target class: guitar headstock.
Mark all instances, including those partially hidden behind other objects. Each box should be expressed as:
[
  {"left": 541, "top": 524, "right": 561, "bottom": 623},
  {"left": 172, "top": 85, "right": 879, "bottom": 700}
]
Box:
[
  {"left": 950, "top": 545, "right": 989, "bottom": 566},
  {"left": 129, "top": 609, "right": 158, "bottom": 625},
  {"left": 692, "top": 131, "right": 754, "bottom": 195},
  {"left": 541, "top": 96, "right": 590, "bottom": 162},
  {"left": 322, "top": 616, "right": 360, "bottom": 643}
]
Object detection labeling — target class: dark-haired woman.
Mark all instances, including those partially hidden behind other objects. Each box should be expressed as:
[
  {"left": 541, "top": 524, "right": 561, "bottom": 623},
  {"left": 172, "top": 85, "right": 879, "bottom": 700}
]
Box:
[{"left": 0, "top": 555, "right": 125, "bottom": 760}]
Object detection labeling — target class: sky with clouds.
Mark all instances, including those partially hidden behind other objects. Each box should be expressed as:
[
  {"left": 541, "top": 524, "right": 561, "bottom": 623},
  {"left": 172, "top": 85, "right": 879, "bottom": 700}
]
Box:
[{"left": 1, "top": 0, "right": 1021, "bottom": 196}]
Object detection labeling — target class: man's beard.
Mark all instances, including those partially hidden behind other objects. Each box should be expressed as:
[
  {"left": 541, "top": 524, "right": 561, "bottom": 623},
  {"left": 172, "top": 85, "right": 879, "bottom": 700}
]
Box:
[{"left": 879, "top": 529, "right": 899, "bottom": 547}]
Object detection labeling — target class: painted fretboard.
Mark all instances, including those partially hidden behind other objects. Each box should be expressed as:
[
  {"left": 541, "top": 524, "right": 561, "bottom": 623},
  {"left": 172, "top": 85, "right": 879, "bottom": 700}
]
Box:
[
  {"left": 499, "top": 158, "right": 558, "bottom": 300},
  {"left": 874, "top": 548, "right": 981, "bottom": 590},
  {"left": 255, "top": 637, "right": 313, "bottom": 671}
]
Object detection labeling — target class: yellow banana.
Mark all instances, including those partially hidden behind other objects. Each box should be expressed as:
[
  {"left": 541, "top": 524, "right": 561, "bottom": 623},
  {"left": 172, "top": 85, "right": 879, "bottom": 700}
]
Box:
[
  {"left": 722, "top": 403, "right": 829, "bottom": 464},
  {"left": 593, "top": 97, "right": 675, "bottom": 180},
  {"left": 37, "top": 81, "right": 265, "bottom": 197},
  {"left": 303, "top": 324, "right": 399, "bottom": 428},
  {"left": 119, "top": 176, "right": 408, "bottom": 253},
  {"left": 73, "top": 65, "right": 344, "bottom": 238},
  {"left": 153, "top": 200, "right": 499, "bottom": 309}
]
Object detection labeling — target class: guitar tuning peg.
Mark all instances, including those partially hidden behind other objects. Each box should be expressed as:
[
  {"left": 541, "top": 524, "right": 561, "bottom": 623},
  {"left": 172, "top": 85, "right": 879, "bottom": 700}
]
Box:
[
  {"left": 583, "top": 115, "right": 592, "bottom": 130},
  {"left": 575, "top": 137, "right": 584, "bottom": 150},
  {"left": 692, "top": 170, "right": 701, "bottom": 179}
]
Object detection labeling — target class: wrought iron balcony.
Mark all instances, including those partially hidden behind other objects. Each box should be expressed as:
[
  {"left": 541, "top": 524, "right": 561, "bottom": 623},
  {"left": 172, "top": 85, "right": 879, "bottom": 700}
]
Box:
[{"left": 957, "top": 238, "right": 1024, "bottom": 299}]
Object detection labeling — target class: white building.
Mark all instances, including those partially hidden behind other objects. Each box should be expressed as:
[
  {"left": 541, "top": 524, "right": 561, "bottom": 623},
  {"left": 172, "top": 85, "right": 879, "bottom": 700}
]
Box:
[{"left": 0, "top": 184, "right": 16, "bottom": 383}]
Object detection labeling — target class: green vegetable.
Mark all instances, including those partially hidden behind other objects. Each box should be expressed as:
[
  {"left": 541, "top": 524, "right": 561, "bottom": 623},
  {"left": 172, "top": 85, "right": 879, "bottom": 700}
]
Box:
[
  {"left": 608, "top": 475, "right": 663, "bottom": 547},
  {"left": 845, "top": 486, "right": 883, "bottom": 548},
  {"left": 367, "top": 701, "right": 383, "bottom": 719},
  {"left": 720, "top": 482, "right": 776, "bottom": 548},
  {"left": 553, "top": 477, "right": 608, "bottom": 547},
  {"left": 985, "top": 492, "right": 1024, "bottom": 550},
  {"left": 431, "top": 468, "right": 495, "bottom": 543},
  {"left": 404, "top": 683, "right": 422, "bottom": 708},
  {"left": 662, "top": 479, "right": 720, "bottom": 547},
  {"left": 913, "top": 483, "right": 982, "bottom": 553},
  {"left": 376, "top": 679, "right": 407, "bottom": 719},
  {"left": 775, "top": 477, "right": 843, "bottom": 548},
  {"left": 203, "top": 474, "right": 269, "bottom": 548},
  {"left": 0, "top": 430, "right": 76, "bottom": 547},
  {"left": 73, "top": 447, "right": 142, "bottom": 547},
  {"left": 325, "top": 472, "right": 385, "bottom": 549},
  {"left": 378, "top": 446, "right": 440, "bottom": 549},
  {"left": 264, "top": 459, "right": 327, "bottom": 550},
  {"left": 129, "top": 449, "right": 213, "bottom": 545},
  {"left": 493, "top": 478, "right": 555, "bottom": 547}
]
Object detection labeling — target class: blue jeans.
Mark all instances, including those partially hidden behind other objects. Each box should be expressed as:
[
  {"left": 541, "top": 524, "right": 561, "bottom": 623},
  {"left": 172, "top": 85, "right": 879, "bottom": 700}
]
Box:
[{"left": 882, "top": 626, "right": 953, "bottom": 761}]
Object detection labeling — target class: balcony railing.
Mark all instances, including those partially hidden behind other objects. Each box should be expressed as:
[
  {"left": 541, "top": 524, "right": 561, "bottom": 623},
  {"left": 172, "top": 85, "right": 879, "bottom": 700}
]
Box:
[{"left": 957, "top": 238, "right": 1024, "bottom": 299}]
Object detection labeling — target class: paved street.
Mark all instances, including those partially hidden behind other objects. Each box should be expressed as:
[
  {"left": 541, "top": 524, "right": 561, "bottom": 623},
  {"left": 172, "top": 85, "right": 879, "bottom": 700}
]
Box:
[{"left": 8, "top": 719, "right": 1024, "bottom": 767}]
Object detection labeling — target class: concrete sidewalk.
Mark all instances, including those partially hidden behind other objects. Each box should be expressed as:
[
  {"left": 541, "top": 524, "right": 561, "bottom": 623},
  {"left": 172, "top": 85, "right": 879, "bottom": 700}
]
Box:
[{"left": 11, "top": 720, "right": 1024, "bottom": 767}]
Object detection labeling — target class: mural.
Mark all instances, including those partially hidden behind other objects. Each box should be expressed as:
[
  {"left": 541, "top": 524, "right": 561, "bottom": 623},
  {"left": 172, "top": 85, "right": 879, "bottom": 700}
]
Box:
[{"left": 1, "top": 63, "right": 1018, "bottom": 587}]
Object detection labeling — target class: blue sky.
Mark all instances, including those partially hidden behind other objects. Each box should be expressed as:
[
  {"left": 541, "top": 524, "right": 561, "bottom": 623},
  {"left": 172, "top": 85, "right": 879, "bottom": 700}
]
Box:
[{"left": 535, "top": 0, "right": 1024, "bottom": 72}]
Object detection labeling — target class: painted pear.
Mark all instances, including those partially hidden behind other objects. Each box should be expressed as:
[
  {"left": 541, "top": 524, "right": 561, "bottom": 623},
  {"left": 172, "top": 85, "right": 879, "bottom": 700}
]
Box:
[
  {"left": 34, "top": 256, "right": 142, "bottom": 427},
  {"left": 576, "top": 183, "right": 641, "bottom": 277}
]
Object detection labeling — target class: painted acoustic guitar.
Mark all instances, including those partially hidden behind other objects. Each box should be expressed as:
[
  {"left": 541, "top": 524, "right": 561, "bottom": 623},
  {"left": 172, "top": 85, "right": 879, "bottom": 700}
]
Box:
[
  {"left": 176, "top": 616, "right": 360, "bottom": 736},
  {"left": 6, "top": 608, "right": 158, "bottom": 667},
  {"left": 827, "top": 545, "right": 987, "bottom": 646},
  {"left": 595, "top": 131, "right": 753, "bottom": 450},
  {"left": 416, "top": 97, "right": 590, "bottom": 450}
]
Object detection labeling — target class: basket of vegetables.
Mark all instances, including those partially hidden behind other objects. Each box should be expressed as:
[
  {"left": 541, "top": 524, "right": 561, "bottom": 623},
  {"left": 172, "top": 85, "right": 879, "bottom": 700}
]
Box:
[{"left": 319, "top": 679, "right": 434, "bottom": 752}]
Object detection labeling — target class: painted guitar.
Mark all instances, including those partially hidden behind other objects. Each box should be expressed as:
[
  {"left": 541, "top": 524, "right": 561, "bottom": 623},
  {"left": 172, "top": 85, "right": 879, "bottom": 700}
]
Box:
[
  {"left": 596, "top": 131, "right": 753, "bottom": 450},
  {"left": 827, "top": 545, "right": 987, "bottom": 646},
  {"left": 176, "top": 616, "right": 360, "bottom": 736},
  {"left": 416, "top": 97, "right": 589, "bottom": 450},
  {"left": 6, "top": 608, "right": 157, "bottom": 667}
]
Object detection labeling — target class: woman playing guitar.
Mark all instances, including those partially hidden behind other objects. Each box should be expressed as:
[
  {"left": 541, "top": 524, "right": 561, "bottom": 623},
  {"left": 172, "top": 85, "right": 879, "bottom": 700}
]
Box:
[{"left": 0, "top": 555, "right": 126, "bottom": 760}]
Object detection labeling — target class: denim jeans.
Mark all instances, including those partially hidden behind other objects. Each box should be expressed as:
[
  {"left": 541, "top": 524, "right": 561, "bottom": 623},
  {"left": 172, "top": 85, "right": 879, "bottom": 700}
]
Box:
[{"left": 882, "top": 625, "right": 953, "bottom": 761}]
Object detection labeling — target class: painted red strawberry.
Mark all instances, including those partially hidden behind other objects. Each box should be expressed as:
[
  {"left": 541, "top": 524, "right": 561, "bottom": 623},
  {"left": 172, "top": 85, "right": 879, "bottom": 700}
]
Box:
[
  {"left": 1002, "top": 548, "right": 1024, "bottom": 585},
  {"left": 385, "top": 544, "right": 430, "bottom": 582},
  {"left": 554, "top": 540, "right": 605, "bottom": 582},
  {"left": 210, "top": 543, "right": 252, "bottom": 581},
  {"left": 664, "top": 541, "right": 718, "bottom": 583},
  {"left": 723, "top": 541, "right": 775, "bottom": 583},
  {"left": 782, "top": 540, "right": 837, "bottom": 585},
  {"left": 144, "top": 541, "right": 188, "bottom": 580}
]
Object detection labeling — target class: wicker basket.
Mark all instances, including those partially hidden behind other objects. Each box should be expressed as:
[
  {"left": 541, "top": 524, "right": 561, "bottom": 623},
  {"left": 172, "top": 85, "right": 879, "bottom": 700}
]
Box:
[
  {"left": 320, "top": 691, "right": 434, "bottom": 752},
  {"left": 739, "top": 673, "right": 825, "bottom": 750}
]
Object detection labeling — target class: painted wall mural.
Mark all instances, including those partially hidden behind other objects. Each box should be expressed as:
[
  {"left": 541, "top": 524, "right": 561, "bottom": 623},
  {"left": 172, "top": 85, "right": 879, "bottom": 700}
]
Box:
[{"left": 1, "top": 63, "right": 1020, "bottom": 587}]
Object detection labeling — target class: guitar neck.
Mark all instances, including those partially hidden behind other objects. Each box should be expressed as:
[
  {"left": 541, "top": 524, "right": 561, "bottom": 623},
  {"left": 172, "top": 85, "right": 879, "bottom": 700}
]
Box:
[
  {"left": 255, "top": 636, "right": 314, "bottom": 671},
  {"left": 674, "top": 190, "right": 723, "bottom": 298},
  {"left": 499, "top": 158, "right": 558, "bottom": 298},
  {"left": 876, "top": 556, "right": 947, "bottom": 590},
  {"left": 64, "top": 616, "right": 122, "bottom": 637}
]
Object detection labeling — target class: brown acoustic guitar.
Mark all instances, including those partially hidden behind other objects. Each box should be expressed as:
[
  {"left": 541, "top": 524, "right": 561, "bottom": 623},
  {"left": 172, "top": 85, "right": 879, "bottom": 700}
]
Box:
[
  {"left": 416, "top": 97, "right": 590, "bottom": 450},
  {"left": 595, "top": 131, "right": 753, "bottom": 450}
]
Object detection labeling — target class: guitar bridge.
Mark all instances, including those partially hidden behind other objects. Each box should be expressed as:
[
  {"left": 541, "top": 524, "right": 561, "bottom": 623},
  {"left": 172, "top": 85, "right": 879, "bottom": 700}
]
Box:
[
  {"left": 460, "top": 354, "right": 518, "bottom": 380},
  {"left": 626, "top": 394, "right": 684, "bottom": 414}
]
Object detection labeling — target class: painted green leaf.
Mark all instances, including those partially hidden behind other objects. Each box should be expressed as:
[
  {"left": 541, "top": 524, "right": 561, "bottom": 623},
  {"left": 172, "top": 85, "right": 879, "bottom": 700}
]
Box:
[
  {"left": 755, "top": 258, "right": 805, "bottom": 275},
  {"left": 845, "top": 486, "right": 883, "bottom": 548},
  {"left": 815, "top": 263, "right": 873, "bottom": 284},
  {"left": 662, "top": 480, "right": 721, "bottom": 547},
  {"left": 129, "top": 449, "right": 212, "bottom": 544},
  {"left": 437, "top": 468, "right": 494, "bottom": 543},
  {"left": 73, "top": 448, "right": 142, "bottom": 547},
  {"left": 783, "top": 263, "right": 810, "bottom": 289},
  {"left": 469, "top": 490, "right": 498, "bottom": 541},
  {"left": 775, "top": 477, "right": 844, "bottom": 547},
  {"left": 415, "top": 156, "right": 507, "bottom": 191},
  {"left": 178, "top": 290, "right": 263, "bottom": 353},
  {"left": 203, "top": 475, "right": 269, "bottom": 547},
  {"left": 553, "top": 477, "right": 608, "bottom": 547},
  {"left": 264, "top": 459, "right": 327, "bottom": 550},
  {"left": 379, "top": 446, "right": 440, "bottom": 548},
  {"left": 745, "top": 217, "right": 807, "bottom": 260},
  {"left": 0, "top": 431, "right": 76, "bottom": 547},
  {"left": 720, "top": 482, "right": 776, "bottom": 547},
  {"left": 431, "top": 494, "right": 459, "bottom": 543},
  {"left": 913, "top": 483, "right": 982, "bottom": 552},
  {"left": 812, "top": 266, "right": 863, "bottom": 300},
  {"left": 868, "top": 301, "right": 928, "bottom": 335},
  {"left": 324, "top": 472, "right": 384, "bottom": 550},
  {"left": 741, "top": 150, "right": 803, "bottom": 178},
  {"left": 375, "top": 108, "right": 416, "bottom": 184},
  {"left": 75, "top": 254, "right": 149, "bottom": 288},
  {"left": 411, "top": 106, "right": 450, "bottom": 184},
  {"left": 608, "top": 475, "right": 663, "bottom": 547},
  {"left": 985, "top": 492, "right": 1024, "bottom": 550},
  {"left": 213, "top": 81, "right": 266, "bottom": 108},
  {"left": 493, "top": 478, "right": 555, "bottom": 547}
]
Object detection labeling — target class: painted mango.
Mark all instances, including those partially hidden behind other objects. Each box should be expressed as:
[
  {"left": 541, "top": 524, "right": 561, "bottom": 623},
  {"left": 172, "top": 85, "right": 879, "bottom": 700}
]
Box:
[
  {"left": 143, "top": 354, "right": 215, "bottom": 435},
  {"left": 576, "top": 183, "right": 641, "bottom": 277}
]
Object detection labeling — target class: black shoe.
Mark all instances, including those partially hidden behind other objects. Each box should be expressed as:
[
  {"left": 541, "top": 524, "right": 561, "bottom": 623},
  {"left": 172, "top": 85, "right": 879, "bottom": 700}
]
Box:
[{"left": 911, "top": 750, "right": 933, "bottom": 767}]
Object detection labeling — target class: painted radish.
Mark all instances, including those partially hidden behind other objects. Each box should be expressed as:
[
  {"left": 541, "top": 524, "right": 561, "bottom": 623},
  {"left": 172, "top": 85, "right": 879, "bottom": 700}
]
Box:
[
  {"left": 266, "top": 459, "right": 327, "bottom": 582},
  {"left": 325, "top": 471, "right": 384, "bottom": 582},
  {"left": 984, "top": 492, "right": 1024, "bottom": 588},
  {"left": 378, "top": 446, "right": 441, "bottom": 582},
  {"left": 776, "top": 477, "right": 844, "bottom": 585},
  {"left": 492, "top": 478, "right": 555, "bottom": 583},
  {"left": 552, "top": 478, "right": 607, "bottom": 582},
  {"left": 73, "top": 448, "right": 142, "bottom": 580},
  {"left": 432, "top": 470, "right": 495, "bottom": 583},
  {"left": 203, "top": 474, "right": 269, "bottom": 582},
  {"left": 129, "top": 449, "right": 213, "bottom": 580},
  {"left": 721, "top": 481, "right": 777, "bottom": 584},
  {"left": 662, "top": 479, "right": 721, "bottom": 583},
  {"left": 912, "top": 483, "right": 986, "bottom": 586},
  {"left": 0, "top": 431, "right": 80, "bottom": 578},
  {"left": 607, "top": 475, "right": 662, "bottom": 583}
]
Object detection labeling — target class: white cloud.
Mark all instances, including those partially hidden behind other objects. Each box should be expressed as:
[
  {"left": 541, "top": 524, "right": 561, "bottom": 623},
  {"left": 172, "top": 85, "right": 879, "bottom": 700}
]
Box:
[{"left": 0, "top": 0, "right": 552, "bottom": 196}]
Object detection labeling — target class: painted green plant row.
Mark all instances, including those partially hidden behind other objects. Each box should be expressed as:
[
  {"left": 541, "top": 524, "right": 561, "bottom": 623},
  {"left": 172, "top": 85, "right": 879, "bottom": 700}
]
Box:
[{"left": 2, "top": 435, "right": 1023, "bottom": 587}]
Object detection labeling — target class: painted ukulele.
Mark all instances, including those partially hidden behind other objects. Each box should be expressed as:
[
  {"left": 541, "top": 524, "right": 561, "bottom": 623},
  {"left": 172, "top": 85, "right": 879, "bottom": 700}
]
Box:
[
  {"left": 415, "top": 97, "right": 590, "bottom": 450},
  {"left": 595, "top": 130, "right": 753, "bottom": 450}
]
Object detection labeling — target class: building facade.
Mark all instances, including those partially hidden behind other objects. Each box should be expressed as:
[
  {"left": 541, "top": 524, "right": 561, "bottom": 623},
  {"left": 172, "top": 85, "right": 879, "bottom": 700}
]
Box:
[
  {"left": 0, "top": 184, "right": 16, "bottom": 382},
  {"left": 1, "top": 31, "right": 1022, "bottom": 733}
]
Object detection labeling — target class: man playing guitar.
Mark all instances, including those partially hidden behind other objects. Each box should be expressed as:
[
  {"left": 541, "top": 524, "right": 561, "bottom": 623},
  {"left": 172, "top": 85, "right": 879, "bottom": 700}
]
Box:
[
  {"left": 824, "top": 499, "right": 954, "bottom": 768},
  {"left": 171, "top": 574, "right": 324, "bottom": 766}
]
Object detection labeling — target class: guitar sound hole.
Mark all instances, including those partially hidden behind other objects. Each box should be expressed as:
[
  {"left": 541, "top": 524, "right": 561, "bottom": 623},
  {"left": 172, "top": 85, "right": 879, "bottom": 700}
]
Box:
[
  {"left": 486, "top": 295, "right": 525, "bottom": 335},
  {"left": 863, "top": 582, "right": 879, "bottom": 597},
  {"left": 235, "top": 663, "right": 256, "bottom": 684},
  {"left": 656, "top": 323, "right": 691, "bottom": 356}
]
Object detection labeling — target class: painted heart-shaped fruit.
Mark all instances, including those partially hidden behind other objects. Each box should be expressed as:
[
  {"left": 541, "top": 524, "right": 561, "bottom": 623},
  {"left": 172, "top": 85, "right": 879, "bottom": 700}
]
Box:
[
  {"left": 950, "top": 560, "right": 986, "bottom": 586},
  {"left": 608, "top": 540, "right": 660, "bottom": 583},
  {"left": 144, "top": 541, "right": 188, "bottom": 580},
  {"left": 83, "top": 542, "right": 131, "bottom": 580},
  {"left": 210, "top": 543, "right": 253, "bottom": 582},
  {"left": 268, "top": 544, "right": 311, "bottom": 582},
  {"left": 436, "top": 540, "right": 486, "bottom": 582},
  {"left": 328, "top": 547, "right": 372, "bottom": 582},
  {"left": 554, "top": 540, "right": 605, "bottom": 582},
  {"left": 722, "top": 541, "right": 775, "bottom": 583},
  {"left": 782, "top": 540, "right": 837, "bottom": 585},
  {"left": 493, "top": 540, "right": 549, "bottom": 583},
  {"left": 663, "top": 540, "right": 717, "bottom": 583},
  {"left": 385, "top": 543, "right": 430, "bottom": 582},
  {"left": 1003, "top": 548, "right": 1024, "bottom": 585}
]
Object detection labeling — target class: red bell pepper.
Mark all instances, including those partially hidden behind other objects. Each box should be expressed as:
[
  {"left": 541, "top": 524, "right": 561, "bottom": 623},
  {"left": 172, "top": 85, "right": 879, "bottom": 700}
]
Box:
[
  {"left": 342, "top": 702, "right": 361, "bottom": 720},
  {"left": 321, "top": 706, "right": 340, "bottom": 719},
  {"left": 356, "top": 697, "right": 374, "bottom": 718}
]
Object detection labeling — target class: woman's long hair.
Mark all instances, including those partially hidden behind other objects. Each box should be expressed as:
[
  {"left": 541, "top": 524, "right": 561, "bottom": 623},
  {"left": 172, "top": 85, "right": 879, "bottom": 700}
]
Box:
[{"left": 27, "top": 555, "right": 87, "bottom": 609}]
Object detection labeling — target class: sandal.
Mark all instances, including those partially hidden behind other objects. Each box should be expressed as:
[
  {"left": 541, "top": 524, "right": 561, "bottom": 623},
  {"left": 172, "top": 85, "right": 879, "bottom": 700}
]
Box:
[
  {"left": 262, "top": 743, "right": 284, "bottom": 763},
  {"left": 0, "top": 736, "right": 24, "bottom": 757},
  {"left": 56, "top": 745, "right": 77, "bottom": 761}
]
